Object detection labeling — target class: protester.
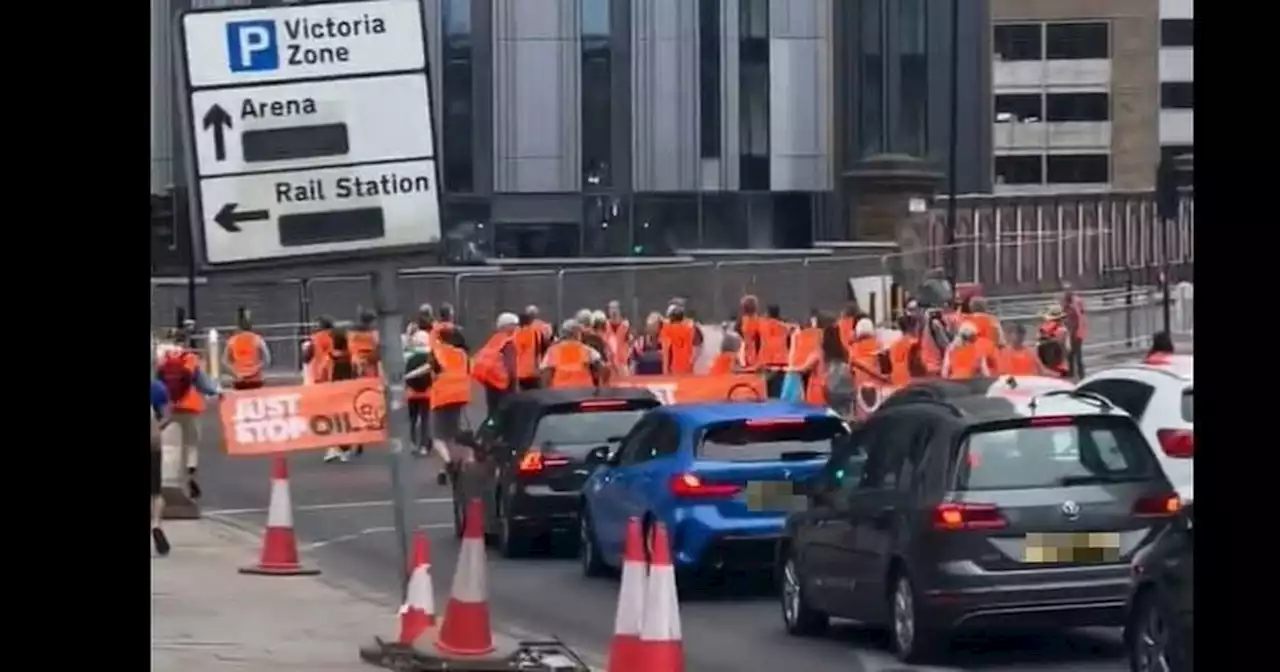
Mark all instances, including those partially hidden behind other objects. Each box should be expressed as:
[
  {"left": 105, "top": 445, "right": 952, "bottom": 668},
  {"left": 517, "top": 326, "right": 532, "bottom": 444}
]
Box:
[
  {"left": 222, "top": 310, "right": 270, "bottom": 390},
  {"left": 155, "top": 329, "right": 220, "bottom": 499},
  {"left": 429, "top": 327, "right": 473, "bottom": 485},
  {"left": 321, "top": 328, "right": 362, "bottom": 463},
  {"left": 473, "top": 313, "right": 520, "bottom": 411},
  {"left": 630, "top": 312, "right": 665, "bottom": 375},
  {"left": 150, "top": 381, "right": 171, "bottom": 556},
  {"left": 404, "top": 330, "right": 434, "bottom": 458}
]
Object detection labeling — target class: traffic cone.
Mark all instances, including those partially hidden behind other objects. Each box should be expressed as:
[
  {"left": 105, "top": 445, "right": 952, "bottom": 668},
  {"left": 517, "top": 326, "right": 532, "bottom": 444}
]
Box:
[
  {"left": 636, "top": 522, "right": 684, "bottom": 672},
  {"left": 606, "top": 517, "right": 647, "bottom": 672},
  {"left": 398, "top": 531, "right": 436, "bottom": 644},
  {"left": 432, "top": 498, "right": 495, "bottom": 656},
  {"left": 239, "top": 457, "right": 319, "bottom": 576}
]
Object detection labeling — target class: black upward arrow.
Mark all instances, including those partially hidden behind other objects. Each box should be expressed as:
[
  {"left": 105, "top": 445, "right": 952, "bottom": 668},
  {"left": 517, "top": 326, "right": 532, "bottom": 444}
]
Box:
[
  {"left": 214, "top": 203, "right": 270, "bottom": 232},
  {"left": 202, "top": 104, "right": 233, "bottom": 161}
]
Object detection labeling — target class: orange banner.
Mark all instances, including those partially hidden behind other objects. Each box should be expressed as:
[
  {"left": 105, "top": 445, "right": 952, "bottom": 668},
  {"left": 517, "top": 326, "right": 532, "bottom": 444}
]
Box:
[
  {"left": 219, "top": 379, "right": 389, "bottom": 456},
  {"left": 615, "top": 374, "right": 766, "bottom": 405}
]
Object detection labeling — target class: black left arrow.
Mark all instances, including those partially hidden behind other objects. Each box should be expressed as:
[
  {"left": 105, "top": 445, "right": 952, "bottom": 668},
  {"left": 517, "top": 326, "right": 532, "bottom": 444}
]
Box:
[
  {"left": 202, "top": 104, "right": 233, "bottom": 161},
  {"left": 214, "top": 203, "right": 270, "bottom": 232}
]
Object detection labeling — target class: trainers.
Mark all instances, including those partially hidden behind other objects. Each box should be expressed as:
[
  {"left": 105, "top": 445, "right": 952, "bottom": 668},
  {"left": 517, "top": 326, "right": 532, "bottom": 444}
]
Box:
[
  {"left": 152, "top": 527, "right": 171, "bottom": 556},
  {"left": 323, "top": 448, "right": 343, "bottom": 463},
  {"left": 187, "top": 471, "right": 202, "bottom": 499}
]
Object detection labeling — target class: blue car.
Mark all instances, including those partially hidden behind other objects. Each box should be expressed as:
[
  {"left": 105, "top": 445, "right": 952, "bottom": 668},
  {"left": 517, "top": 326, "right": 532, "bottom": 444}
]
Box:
[{"left": 578, "top": 401, "right": 850, "bottom": 578}]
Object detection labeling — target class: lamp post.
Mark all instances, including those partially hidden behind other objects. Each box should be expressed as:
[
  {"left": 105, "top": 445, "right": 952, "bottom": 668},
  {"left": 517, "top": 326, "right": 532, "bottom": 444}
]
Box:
[{"left": 944, "top": 0, "right": 960, "bottom": 285}]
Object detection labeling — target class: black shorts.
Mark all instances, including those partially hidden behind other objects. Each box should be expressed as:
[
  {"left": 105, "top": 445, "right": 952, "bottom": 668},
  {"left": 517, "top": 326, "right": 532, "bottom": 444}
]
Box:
[
  {"left": 151, "top": 450, "right": 162, "bottom": 497},
  {"left": 431, "top": 403, "right": 465, "bottom": 442}
]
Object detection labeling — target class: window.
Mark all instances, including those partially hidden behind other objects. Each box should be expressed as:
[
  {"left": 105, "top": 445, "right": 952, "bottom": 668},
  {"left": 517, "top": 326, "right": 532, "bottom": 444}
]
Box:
[
  {"left": 1045, "top": 92, "right": 1109, "bottom": 122},
  {"left": 995, "top": 94, "right": 1043, "bottom": 123},
  {"left": 697, "top": 417, "right": 843, "bottom": 462},
  {"left": 581, "top": 0, "right": 612, "bottom": 189},
  {"left": 493, "top": 222, "right": 580, "bottom": 258},
  {"left": 896, "top": 0, "right": 928, "bottom": 156},
  {"left": 1046, "top": 153, "right": 1109, "bottom": 184},
  {"left": 1161, "top": 19, "right": 1194, "bottom": 48},
  {"left": 1077, "top": 379, "right": 1156, "bottom": 419},
  {"left": 993, "top": 23, "right": 1042, "bottom": 61},
  {"left": 857, "top": 0, "right": 884, "bottom": 156},
  {"left": 1181, "top": 389, "right": 1194, "bottom": 423},
  {"left": 994, "top": 155, "right": 1043, "bottom": 185},
  {"left": 531, "top": 409, "right": 651, "bottom": 457},
  {"left": 1161, "top": 145, "right": 1194, "bottom": 167},
  {"left": 440, "top": 199, "right": 493, "bottom": 263},
  {"left": 953, "top": 417, "right": 1158, "bottom": 491},
  {"left": 739, "top": 0, "right": 769, "bottom": 189},
  {"left": 699, "top": 0, "right": 722, "bottom": 159},
  {"left": 700, "top": 193, "right": 746, "bottom": 248},
  {"left": 1045, "top": 22, "right": 1109, "bottom": 60},
  {"left": 441, "top": 0, "right": 473, "bottom": 193},
  {"left": 1161, "top": 82, "right": 1194, "bottom": 110},
  {"left": 772, "top": 193, "right": 814, "bottom": 249},
  {"left": 583, "top": 195, "right": 630, "bottom": 256},
  {"left": 633, "top": 194, "right": 700, "bottom": 255}
]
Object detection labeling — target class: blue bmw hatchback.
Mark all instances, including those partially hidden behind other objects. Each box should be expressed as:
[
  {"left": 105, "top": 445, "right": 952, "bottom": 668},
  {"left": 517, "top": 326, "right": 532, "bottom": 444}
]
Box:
[{"left": 578, "top": 401, "right": 849, "bottom": 578}]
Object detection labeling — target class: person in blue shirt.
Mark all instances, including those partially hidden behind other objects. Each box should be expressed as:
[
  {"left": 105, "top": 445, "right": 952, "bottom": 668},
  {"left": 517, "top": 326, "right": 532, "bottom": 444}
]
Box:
[{"left": 150, "top": 380, "right": 172, "bottom": 556}]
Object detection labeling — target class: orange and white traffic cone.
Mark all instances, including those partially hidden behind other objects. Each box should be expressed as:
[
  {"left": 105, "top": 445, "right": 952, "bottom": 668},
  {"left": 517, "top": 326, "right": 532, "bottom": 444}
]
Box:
[
  {"left": 239, "top": 457, "right": 319, "bottom": 576},
  {"left": 636, "top": 522, "right": 683, "bottom": 671},
  {"left": 432, "top": 498, "right": 495, "bottom": 656},
  {"left": 398, "top": 531, "right": 436, "bottom": 645},
  {"left": 607, "top": 517, "right": 647, "bottom": 672}
]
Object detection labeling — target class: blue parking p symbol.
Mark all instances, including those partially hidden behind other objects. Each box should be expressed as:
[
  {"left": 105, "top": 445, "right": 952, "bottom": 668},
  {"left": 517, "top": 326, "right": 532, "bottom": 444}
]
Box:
[{"left": 226, "top": 20, "right": 278, "bottom": 73}]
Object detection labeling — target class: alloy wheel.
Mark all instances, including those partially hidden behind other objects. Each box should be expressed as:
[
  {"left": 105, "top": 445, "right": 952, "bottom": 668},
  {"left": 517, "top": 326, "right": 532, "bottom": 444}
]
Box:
[
  {"left": 1135, "top": 601, "right": 1172, "bottom": 672},
  {"left": 893, "top": 577, "right": 916, "bottom": 655},
  {"left": 781, "top": 560, "right": 801, "bottom": 627}
]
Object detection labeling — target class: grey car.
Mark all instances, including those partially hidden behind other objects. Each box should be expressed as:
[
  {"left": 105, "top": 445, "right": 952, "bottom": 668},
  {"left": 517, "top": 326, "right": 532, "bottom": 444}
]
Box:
[{"left": 778, "top": 380, "right": 1183, "bottom": 664}]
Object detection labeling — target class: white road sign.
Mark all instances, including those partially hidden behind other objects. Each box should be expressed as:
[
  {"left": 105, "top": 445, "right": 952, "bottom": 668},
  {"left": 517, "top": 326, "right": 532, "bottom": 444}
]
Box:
[
  {"left": 183, "top": 0, "right": 426, "bottom": 87},
  {"left": 199, "top": 160, "right": 440, "bottom": 264},
  {"left": 190, "top": 74, "right": 434, "bottom": 177},
  {"left": 180, "top": 0, "right": 441, "bottom": 266}
]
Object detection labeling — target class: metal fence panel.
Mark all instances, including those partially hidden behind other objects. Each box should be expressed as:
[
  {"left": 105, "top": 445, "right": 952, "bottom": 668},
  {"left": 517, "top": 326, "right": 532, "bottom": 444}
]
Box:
[
  {"left": 307, "top": 276, "right": 375, "bottom": 324},
  {"left": 398, "top": 272, "right": 460, "bottom": 315},
  {"left": 713, "top": 260, "right": 813, "bottom": 322},
  {"left": 456, "top": 270, "right": 560, "bottom": 339},
  {"left": 560, "top": 264, "right": 718, "bottom": 326}
]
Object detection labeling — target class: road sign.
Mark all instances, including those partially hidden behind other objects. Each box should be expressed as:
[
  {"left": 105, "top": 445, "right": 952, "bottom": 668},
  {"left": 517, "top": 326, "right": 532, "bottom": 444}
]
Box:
[
  {"left": 180, "top": 0, "right": 440, "bottom": 266},
  {"left": 189, "top": 75, "right": 434, "bottom": 177}
]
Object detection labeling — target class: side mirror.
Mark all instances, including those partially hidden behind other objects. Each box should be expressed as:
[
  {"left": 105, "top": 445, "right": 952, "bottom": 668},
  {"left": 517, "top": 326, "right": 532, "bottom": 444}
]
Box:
[{"left": 585, "top": 445, "right": 611, "bottom": 465}]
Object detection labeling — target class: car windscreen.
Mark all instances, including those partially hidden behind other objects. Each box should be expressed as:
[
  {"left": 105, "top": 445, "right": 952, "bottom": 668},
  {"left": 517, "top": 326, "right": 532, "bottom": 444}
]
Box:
[
  {"left": 1181, "top": 388, "right": 1193, "bottom": 423},
  {"left": 952, "top": 415, "right": 1159, "bottom": 491},
  {"left": 531, "top": 401, "right": 654, "bottom": 456},
  {"left": 698, "top": 417, "right": 845, "bottom": 463}
]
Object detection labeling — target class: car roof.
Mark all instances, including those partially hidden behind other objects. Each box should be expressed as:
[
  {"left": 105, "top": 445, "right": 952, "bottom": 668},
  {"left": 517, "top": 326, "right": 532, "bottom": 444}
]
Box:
[
  {"left": 657, "top": 400, "right": 834, "bottom": 426},
  {"left": 881, "top": 377, "right": 1124, "bottom": 425},
  {"left": 1108, "top": 355, "right": 1194, "bottom": 382},
  {"left": 501, "top": 386, "right": 659, "bottom": 411}
]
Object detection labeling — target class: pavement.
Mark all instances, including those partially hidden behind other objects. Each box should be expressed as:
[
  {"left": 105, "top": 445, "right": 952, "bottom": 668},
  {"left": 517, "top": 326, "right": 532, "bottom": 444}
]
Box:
[{"left": 184, "top": 346, "right": 1187, "bottom": 672}]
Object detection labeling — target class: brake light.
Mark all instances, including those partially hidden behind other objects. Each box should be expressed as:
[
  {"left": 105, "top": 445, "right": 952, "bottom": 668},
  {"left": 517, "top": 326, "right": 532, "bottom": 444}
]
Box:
[
  {"left": 1027, "top": 416, "right": 1074, "bottom": 427},
  {"left": 579, "top": 400, "right": 628, "bottom": 410},
  {"left": 1133, "top": 493, "right": 1181, "bottom": 517},
  {"left": 516, "top": 449, "right": 570, "bottom": 475},
  {"left": 669, "top": 473, "right": 742, "bottom": 498},
  {"left": 933, "top": 502, "right": 1007, "bottom": 531},
  {"left": 1156, "top": 429, "right": 1194, "bottom": 459},
  {"left": 744, "top": 418, "right": 806, "bottom": 427}
]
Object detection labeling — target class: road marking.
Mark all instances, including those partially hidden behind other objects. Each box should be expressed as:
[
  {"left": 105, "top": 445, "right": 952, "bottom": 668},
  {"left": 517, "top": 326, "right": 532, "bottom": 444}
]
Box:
[
  {"left": 205, "top": 497, "right": 452, "bottom": 516},
  {"left": 303, "top": 523, "right": 453, "bottom": 550}
]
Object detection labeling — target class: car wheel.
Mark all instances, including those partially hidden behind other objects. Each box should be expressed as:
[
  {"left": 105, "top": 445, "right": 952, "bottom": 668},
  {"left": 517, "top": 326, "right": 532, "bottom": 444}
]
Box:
[
  {"left": 1128, "top": 592, "right": 1175, "bottom": 672},
  {"left": 780, "top": 553, "right": 828, "bottom": 636},
  {"left": 496, "top": 499, "right": 529, "bottom": 558},
  {"left": 580, "top": 506, "right": 610, "bottom": 578},
  {"left": 889, "top": 572, "right": 945, "bottom": 664}
]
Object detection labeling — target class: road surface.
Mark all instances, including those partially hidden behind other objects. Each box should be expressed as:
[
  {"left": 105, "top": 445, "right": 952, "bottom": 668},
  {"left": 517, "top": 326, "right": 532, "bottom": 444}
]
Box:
[{"left": 196, "top": 389, "right": 1142, "bottom": 672}]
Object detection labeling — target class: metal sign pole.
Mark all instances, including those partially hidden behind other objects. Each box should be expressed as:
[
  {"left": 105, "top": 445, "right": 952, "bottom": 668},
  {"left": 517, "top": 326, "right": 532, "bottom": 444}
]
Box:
[{"left": 373, "top": 265, "right": 416, "bottom": 596}]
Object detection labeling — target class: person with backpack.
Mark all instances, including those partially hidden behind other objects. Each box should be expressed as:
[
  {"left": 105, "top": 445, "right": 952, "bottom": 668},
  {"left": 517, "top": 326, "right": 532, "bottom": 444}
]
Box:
[
  {"left": 155, "top": 330, "right": 221, "bottom": 499},
  {"left": 404, "top": 330, "right": 434, "bottom": 459}
]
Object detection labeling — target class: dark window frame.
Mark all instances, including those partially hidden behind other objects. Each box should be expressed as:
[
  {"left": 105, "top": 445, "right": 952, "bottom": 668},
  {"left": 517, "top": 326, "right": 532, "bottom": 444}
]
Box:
[
  {"left": 580, "top": 0, "right": 614, "bottom": 189},
  {"left": 1046, "top": 153, "right": 1110, "bottom": 184},
  {"left": 440, "top": 0, "right": 474, "bottom": 194},
  {"left": 1160, "top": 82, "right": 1194, "bottom": 110},
  {"left": 1160, "top": 19, "right": 1194, "bottom": 48},
  {"left": 994, "top": 154, "right": 1044, "bottom": 185},
  {"left": 1045, "top": 92, "right": 1110, "bottom": 122},
  {"left": 1045, "top": 22, "right": 1109, "bottom": 60},
  {"left": 698, "top": 0, "right": 722, "bottom": 159},
  {"left": 993, "top": 23, "right": 1043, "bottom": 61}
]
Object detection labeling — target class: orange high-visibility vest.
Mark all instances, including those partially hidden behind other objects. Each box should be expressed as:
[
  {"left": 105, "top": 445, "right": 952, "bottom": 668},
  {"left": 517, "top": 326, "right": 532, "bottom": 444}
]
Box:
[
  {"left": 757, "top": 318, "right": 791, "bottom": 368},
  {"left": 472, "top": 333, "right": 513, "bottom": 390},
  {"left": 307, "top": 329, "right": 334, "bottom": 383},
  {"left": 660, "top": 320, "right": 697, "bottom": 375},
  {"left": 513, "top": 325, "right": 544, "bottom": 380},
  {"left": 739, "top": 315, "right": 762, "bottom": 367},
  {"left": 788, "top": 327, "right": 823, "bottom": 371},
  {"left": 348, "top": 329, "right": 381, "bottom": 378},
  {"left": 888, "top": 336, "right": 919, "bottom": 387},
  {"left": 708, "top": 352, "right": 736, "bottom": 375},
  {"left": 430, "top": 342, "right": 472, "bottom": 409},
  {"left": 997, "top": 347, "right": 1040, "bottom": 376},
  {"left": 225, "top": 331, "right": 265, "bottom": 383},
  {"left": 604, "top": 320, "right": 631, "bottom": 367},
  {"left": 545, "top": 340, "right": 596, "bottom": 388},
  {"left": 947, "top": 343, "right": 983, "bottom": 380}
]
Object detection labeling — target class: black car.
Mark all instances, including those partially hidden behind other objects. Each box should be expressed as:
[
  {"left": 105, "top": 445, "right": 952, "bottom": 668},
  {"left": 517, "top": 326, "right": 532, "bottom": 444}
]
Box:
[
  {"left": 1126, "top": 502, "right": 1193, "bottom": 672},
  {"left": 452, "top": 387, "right": 661, "bottom": 557},
  {"left": 778, "top": 381, "right": 1183, "bottom": 664}
]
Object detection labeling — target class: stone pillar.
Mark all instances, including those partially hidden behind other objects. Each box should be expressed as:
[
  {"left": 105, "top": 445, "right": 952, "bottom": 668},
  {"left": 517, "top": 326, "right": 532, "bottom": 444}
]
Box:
[{"left": 844, "top": 154, "right": 944, "bottom": 292}]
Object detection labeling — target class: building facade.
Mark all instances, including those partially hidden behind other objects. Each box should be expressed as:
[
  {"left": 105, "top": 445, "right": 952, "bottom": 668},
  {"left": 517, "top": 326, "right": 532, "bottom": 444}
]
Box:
[
  {"left": 989, "top": 0, "right": 1160, "bottom": 194},
  {"left": 150, "top": 0, "right": 992, "bottom": 268},
  {"left": 1158, "top": 0, "right": 1193, "bottom": 164}
]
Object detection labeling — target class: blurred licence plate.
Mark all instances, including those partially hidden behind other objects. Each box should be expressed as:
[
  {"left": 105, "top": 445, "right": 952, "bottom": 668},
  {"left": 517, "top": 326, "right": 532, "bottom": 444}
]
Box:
[
  {"left": 740, "top": 481, "right": 805, "bottom": 513},
  {"left": 1023, "top": 532, "right": 1121, "bottom": 563}
]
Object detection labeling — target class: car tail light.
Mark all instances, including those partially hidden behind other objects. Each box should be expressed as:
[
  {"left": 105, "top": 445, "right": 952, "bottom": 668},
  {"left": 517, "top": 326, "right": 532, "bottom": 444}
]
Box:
[
  {"left": 1133, "top": 493, "right": 1182, "bottom": 518},
  {"left": 1027, "top": 416, "right": 1074, "bottom": 427},
  {"left": 744, "top": 418, "right": 806, "bottom": 428},
  {"left": 579, "top": 400, "right": 628, "bottom": 410},
  {"left": 933, "top": 502, "right": 1007, "bottom": 531},
  {"left": 669, "top": 473, "right": 742, "bottom": 499},
  {"left": 517, "top": 449, "right": 570, "bottom": 475},
  {"left": 1156, "top": 428, "right": 1194, "bottom": 459}
]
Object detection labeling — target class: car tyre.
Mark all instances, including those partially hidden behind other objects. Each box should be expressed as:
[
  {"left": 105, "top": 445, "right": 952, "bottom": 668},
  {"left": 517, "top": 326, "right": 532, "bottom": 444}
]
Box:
[
  {"left": 1128, "top": 590, "right": 1180, "bottom": 672},
  {"left": 889, "top": 571, "right": 945, "bottom": 665},
  {"left": 780, "top": 553, "right": 828, "bottom": 636},
  {"left": 579, "top": 506, "right": 610, "bottom": 578},
  {"left": 496, "top": 498, "right": 529, "bottom": 558}
]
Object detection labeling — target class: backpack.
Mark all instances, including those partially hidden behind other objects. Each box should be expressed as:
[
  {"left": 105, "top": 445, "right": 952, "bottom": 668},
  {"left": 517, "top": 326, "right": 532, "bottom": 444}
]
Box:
[
  {"left": 405, "top": 351, "right": 430, "bottom": 392},
  {"left": 158, "top": 351, "right": 193, "bottom": 402}
]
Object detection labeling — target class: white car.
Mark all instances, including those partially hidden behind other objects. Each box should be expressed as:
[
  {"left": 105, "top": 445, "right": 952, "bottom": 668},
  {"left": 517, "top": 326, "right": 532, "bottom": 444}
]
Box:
[{"left": 1076, "top": 355, "right": 1194, "bottom": 501}]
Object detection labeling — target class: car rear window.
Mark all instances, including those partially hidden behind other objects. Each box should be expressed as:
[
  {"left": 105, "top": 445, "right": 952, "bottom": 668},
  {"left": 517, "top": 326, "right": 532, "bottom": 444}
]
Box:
[
  {"left": 530, "top": 401, "right": 655, "bottom": 455},
  {"left": 952, "top": 416, "right": 1159, "bottom": 491},
  {"left": 698, "top": 417, "right": 846, "bottom": 463},
  {"left": 1181, "top": 388, "right": 1193, "bottom": 423}
]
